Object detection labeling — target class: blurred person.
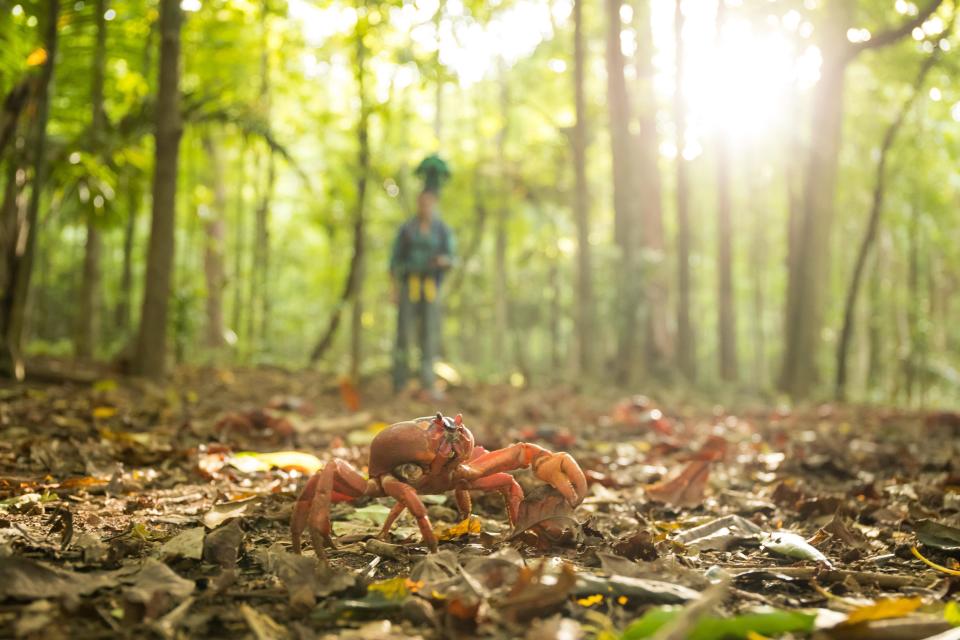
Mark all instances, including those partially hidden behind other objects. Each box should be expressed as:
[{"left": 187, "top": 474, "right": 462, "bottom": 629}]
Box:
[{"left": 390, "top": 154, "right": 455, "bottom": 398}]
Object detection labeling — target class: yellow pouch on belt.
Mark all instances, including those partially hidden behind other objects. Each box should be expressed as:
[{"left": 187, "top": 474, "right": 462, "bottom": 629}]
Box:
[
  {"left": 408, "top": 275, "right": 421, "bottom": 302},
  {"left": 408, "top": 276, "right": 437, "bottom": 303}
]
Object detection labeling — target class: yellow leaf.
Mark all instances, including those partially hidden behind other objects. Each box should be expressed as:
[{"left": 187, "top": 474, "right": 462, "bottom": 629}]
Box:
[
  {"left": 844, "top": 598, "right": 922, "bottom": 625},
  {"left": 577, "top": 594, "right": 604, "bottom": 607},
  {"left": 92, "top": 379, "right": 117, "bottom": 392},
  {"left": 367, "top": 577, "right": 421, "bottom": 601},
  {"left": 231, "top": 451, "right": 322, "bottom": 474},
  {"left": 26, "top": 48, "right": 47, "bottom": 66},
  {"left": 946, "top": 601, "right": 960, "bottom": 626},
  {"left": 92, "top": 406, "right": 117, "bottom": 419},
  {"left": 434, "top": 516, "right": 481, "bottom": 541},
  {"left": 746, "top": 633, "right": 771, "bottom": 640}
]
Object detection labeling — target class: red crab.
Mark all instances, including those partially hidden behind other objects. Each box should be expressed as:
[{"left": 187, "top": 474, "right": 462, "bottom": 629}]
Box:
[{"left": 291, "top": 412, "right": 587, "bottom": 555}]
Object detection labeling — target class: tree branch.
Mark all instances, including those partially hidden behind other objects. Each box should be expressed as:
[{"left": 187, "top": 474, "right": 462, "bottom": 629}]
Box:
[{"left": 849, "top": 0, "right": 946, "bottom": 54}]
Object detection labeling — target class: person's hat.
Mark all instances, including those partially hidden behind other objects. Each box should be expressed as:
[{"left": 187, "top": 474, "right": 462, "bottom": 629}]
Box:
[{"left": 414, "top": 153, "right": 451, "bottom": 194}]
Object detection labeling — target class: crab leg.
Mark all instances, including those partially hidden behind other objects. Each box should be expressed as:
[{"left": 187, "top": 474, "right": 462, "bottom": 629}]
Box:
[
  {"left": 467, "top": 472, "right": 524, "bottom": 525},
  {"left": 454, "top": 488, "right": 472, "bottom": 520},
  {"left": 291, "top": 459, "right": 375, "bottom": 555},
  {"left": 377, "top": 501, "right": 407, "bottom": 540},
  {"left": 457, "top": 443, "right": 588, "bottom": 506},
  {"left": 381, "top": 475, "right": 438, "bottom": 552}
]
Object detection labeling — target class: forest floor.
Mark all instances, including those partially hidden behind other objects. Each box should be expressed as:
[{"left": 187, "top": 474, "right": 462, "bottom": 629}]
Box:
[{"left": 1, "top": 366, "right": 959, "bottom": 639}]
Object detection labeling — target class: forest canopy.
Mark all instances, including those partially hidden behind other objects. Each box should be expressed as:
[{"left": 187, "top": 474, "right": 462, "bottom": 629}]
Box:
[{"left": 1, "top": 0, "right": 959, "bottom": 403}]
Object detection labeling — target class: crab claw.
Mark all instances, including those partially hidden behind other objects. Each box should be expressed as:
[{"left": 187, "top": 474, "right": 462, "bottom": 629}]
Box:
[{"left": 532, "top": 451, "right": 588, "bottom": 507}]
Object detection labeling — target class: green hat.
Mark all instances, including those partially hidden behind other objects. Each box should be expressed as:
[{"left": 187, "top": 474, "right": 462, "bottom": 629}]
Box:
[{"left": 414, "top": 153, "right": 451, "bottom": 194}]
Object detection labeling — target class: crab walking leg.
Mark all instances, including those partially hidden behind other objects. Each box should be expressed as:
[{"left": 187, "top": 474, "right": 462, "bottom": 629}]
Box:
[
  {"left": 381, "top": 475, "right": 439, "bottom": 552},
  {"left": 467, "top": 472, "right": 524, "bottom": 525},
  {"left": 458, "top": 443, "right": 588, "bottom": 506},
  {"left": 377, "top": 501, "right": 407, "bottom": 540},
  {"left": 454, "top": 488, "right": 472, "bottom": 520},
  {"left": 291, "top": 459, "right": 371, "bottom": 554}
]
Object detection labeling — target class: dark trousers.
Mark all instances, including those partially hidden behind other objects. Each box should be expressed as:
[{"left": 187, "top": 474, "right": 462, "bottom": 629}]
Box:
[{"left": 393, "top": 275, "right": 440, "bottom": 392}]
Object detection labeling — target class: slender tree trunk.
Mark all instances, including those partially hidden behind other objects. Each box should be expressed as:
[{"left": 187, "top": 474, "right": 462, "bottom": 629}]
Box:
[
  {"left": 201, "top": 134, "right": 227, "bottom": 349},
  {"left": 311, "top": 18, "right": 370, "bottom": 370},
  {"left": 77, "top": 0, "right": 108, "bottom": 359},
  {"left": 673, "top": 0, "right": 695, "bottom": 380},
  {"left": 116, "top": 175, "right": 137, "bottom": 336},
  {"left": 606, "top": 0, "right": 639, "bottom": 383},
  {"left": 634, "top": 0, "right": 670, "bottom": 372},
  {"left": 252, "top": 3, "right": 273, "bottom": 349},
  {"left": 493, "top": 60, "right": 509, "bottom": 367},
  {"left": 714, "top": 1, "right": 736, "bottom": 383},
  {"left": 231, "top": 146, "right": 246, "bottom": 343},
  {"left": 571, "top": 0, "right": 595, "bottom": 376},
  {"left": 256, "top": 156, "right": 274, "bottom": 345},
  {"left": 866, "top": 244, "right": 883, "bottom": 392},
  {"left": 433, "top": 0, "right": 444, "bottom": 143},
  {"left": 834, "top": 54, "right": 935, "bottom": 399},
  {"left": 132, "top": 0, "right": 182, "bottom": 378},
  {"left": 905, "top": 205, "right": 920, "bottom": 403},
  {"left": 0, "top": 0, "right": 59, "bottom": 379}
]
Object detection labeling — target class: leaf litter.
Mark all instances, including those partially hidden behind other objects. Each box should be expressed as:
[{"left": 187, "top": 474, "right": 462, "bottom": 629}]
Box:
[{"left": 0, "top": 368, "right": 959, "bottom": 637}]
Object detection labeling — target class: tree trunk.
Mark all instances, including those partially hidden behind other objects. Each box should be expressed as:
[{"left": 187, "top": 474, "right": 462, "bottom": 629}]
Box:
[
  {"left": 251, "top": 3, "right": 273, "bottom": 350},
  {"left": 714, "top": 1, "right": 736, "bottom": 383},
  {"left": 606, "top": 0, "right": 639, "bottom": 383},
  {"left": 571, "top": 0, "right": 595, "bottom": 376},
  {"left": 779, "top": 0, "right": 944, "bottom": 398},
  {"left": 905, "top": 205, "right": 920, "bottom": 403},
  {"left": 834, "top": 53, "right": 935, "bottom": 400},
  {"left": 132, "top": 0, "right": 182, "bottom": 378},
  {"left": 0, "top": 0, "right": 59, "bottom": 380},
  {"left": 311, "top": 18, "right": 370, "bottom": 371},
  {"left": 231, "top": 146, "right": 247, "bottom": 343},
  {"left": 673, "top": 0, "right": 695, "bottom": 380},
  {"left": 493, "top": 60, "right": 509, "bottom": 367},
  {"left": 201, "top": 133, "right": 227, "bottom": 349},
  {"left": 634, "top": 0, "right": 670, "bottom": 372},
  {"left": 116, "top": 176, "right": 137, "bottom": 336},
  {"left": 866, "top": 244, "right": 883, "bottom": 392},
  {"left": 256, "top": 156, "right": 274, "bottom": 346},
  {"left": 77, "top": 0, "right": 108, "bottom": 359},
  {"left": 779, "top": 48, "right": 845, "bottom": 398}
]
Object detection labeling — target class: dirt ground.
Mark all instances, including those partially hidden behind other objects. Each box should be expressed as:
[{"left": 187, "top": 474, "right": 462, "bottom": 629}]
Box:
[{"left": 1, "top": 367, "right": 959, "bottom": 639}]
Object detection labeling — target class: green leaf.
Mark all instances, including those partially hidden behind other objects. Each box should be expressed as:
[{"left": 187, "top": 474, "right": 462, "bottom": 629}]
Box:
[
  {"left": 619, "top": 607, "right": 817, "bottom": 640},
  {"left": 916, "top": 520, "right": 960, "bottom": 553}
]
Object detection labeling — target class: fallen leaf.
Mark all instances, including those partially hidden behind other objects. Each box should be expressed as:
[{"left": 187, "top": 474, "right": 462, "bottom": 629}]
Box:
[
  {"left": 842, "top": 598, "right": 922, "bottom": 625},
  {"left": 368, "top": 577, "right": 422, "bottom": 601},
  {"left": 92, "top": 406, "right": 117, "bottom": 419},
  {"left": 944, "top": 601, "right": 960, "bottom": 626},
  {"left": 761, "top": 531, "right": 832, "bottom": 567},
  {"left": 916, "top": 520, "right": 960, "bottom": 553},
  {"left": 498, "top": 562, "right": 577, "bottom": 623},
  {"left": 229, "top": 451, "right": 322, "bottom": 474},
  {"left": 159, "top": 527, "right": 205, "bottom": 560},
  {"left": 0, "top": 557, "right": 115, "bottom": 600},
  {"left": 203, "top": 497, "right": 257, "bottom": 528},
  {"left": 675, "top": 515, "right": 762, "bottom": 551},
  {"left": 203, "top": 519, "right": 244, "bottom": 568},
  {"left": 435, "top": 516, "right": 481, "bottom": 541},
  {"left": 619, "top": 607, "right": 816, "bottom": 640},
  {"left": 240, "top": 603, "right": 289, "bottom": 640}
]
